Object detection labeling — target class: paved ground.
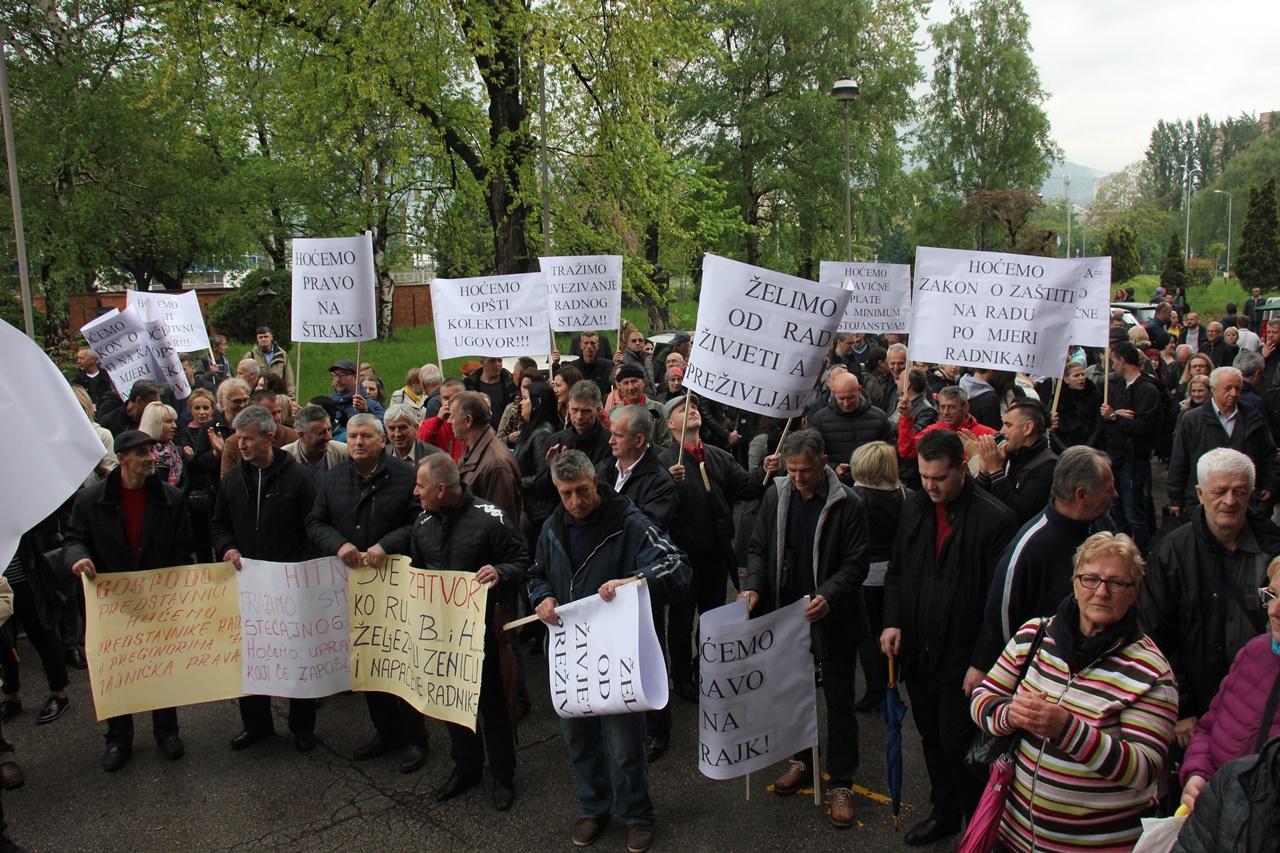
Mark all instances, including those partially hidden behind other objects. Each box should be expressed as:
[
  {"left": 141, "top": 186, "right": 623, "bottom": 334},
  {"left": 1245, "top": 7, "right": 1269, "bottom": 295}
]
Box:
[{"left": 3, "top": 646, "right": 951, "bottom": 853}]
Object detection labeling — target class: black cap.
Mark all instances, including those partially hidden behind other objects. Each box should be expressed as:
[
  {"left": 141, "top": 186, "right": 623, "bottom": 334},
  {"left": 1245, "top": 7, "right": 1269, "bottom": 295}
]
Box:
[
  {"left": 616, "top": 364, "right": 646, "bottom": 382},
  {"left": 328, "top": 359, "right": 357, "bottom": 374},
  {"left": 672, "top": 332, "right": 691, "bottom": 346},
  {"left": 1109, "top": 326, "right": 1129, "bottom": 344},
  {"left": 115, "top": 430, "right": 157, "bottom": 454}
]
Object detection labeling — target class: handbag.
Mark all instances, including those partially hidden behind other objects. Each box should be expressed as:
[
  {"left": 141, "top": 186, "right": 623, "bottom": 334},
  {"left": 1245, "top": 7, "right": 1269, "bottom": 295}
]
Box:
[{"left": 965, "top": 618, "right": 1050, "bottom": 771}]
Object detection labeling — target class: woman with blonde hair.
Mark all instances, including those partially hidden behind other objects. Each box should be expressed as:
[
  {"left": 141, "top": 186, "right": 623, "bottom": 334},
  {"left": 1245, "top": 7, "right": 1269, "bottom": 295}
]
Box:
[
  {"left": 139, "top": 400, "right": 183, "bottom": 487},
  {"left": 71, "top": 384, "right": 116, "bottom": 486}
]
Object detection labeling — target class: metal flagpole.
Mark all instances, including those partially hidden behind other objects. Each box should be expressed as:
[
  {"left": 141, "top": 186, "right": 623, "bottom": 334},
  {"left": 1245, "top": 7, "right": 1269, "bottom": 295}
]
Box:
[{"left": 0, "top": 26, "right": 35, "bottom": 340}]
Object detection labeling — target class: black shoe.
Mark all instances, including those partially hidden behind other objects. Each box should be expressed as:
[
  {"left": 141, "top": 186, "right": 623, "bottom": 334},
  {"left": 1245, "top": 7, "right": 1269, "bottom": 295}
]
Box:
[
  {"left": 353, "top": 733, "right": 395, "bottom": 761},
  {"left": 0, "top": 761, "right": 23, "bottom": 790},
  {"left": 0, "top": 700, "right": 20, "bottom": 723},
  {"left": 65, "top": 647, "right": 88, "bottom": 670},
  {"left": 158, "top": 734, "right": 185, "bottom": 761},
  {"left": 571, "top": 817, "right": 608, "bottom": 848},
  {"left": 493, "top": 778, "right": 515, "bottom": 811},
  {"left": 854, "top": 693, "right": 884, "bottom": 713},
  {"left": 673, "top": 676, "right": 699, "bottom": 704},
  {"left": 644, "top": 734, "right": 669, "bottom": 763},
  {"left": 0, "top": 832, "right": 29, "bottom": 853},
  {"left": 293, "top": 733, "right": 317, "bottom": 752},
  {"left": 434, "top": 766, "right": 482, "bottom": 801},
  {"left": 36, "top": 695, "right": 70, "bottom": 725},
  {"left": 102, "top": 743, "right": 132, "bottom": 772},
  {"left": 904, "top": 815, "right": 961, "bottom": 847},
  {"left": 229, "top": 729, "right": 274, "bottom": 750},
  {"left": 399, "top": 743, "right": 427, "bottom": 774},
  {"left": 625, "top": 824, "right": 655, "bottom": 853}
]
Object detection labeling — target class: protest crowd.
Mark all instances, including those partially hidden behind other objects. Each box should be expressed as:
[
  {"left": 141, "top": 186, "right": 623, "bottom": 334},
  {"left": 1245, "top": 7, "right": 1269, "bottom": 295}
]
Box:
[{"left": 5, "top": 266, "right": 1280, "bottom": 853}]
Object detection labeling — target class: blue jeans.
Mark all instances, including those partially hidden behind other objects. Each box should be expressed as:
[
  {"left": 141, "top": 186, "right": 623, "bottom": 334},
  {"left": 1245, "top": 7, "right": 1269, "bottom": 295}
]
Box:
[
  {"left": 560, "top": 712, "right": 653, "bottom": 825},
  {"left": 1113, "top": 455, "right": 1153, "bottom": 554}
]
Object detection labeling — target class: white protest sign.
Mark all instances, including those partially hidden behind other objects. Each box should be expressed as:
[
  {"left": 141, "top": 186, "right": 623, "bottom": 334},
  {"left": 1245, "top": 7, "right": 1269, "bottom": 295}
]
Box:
[
  {"left": 80, "top": 305, "right": 164, "bottom": 398},
  {"left": 0, "top": 319, "right": 106, "bottom": 571},
  {"left": 684, "top": 254, "right": 852, "bottom": 419},
  {"left": 238, "top": 557, "right": 352, "bottom": 699},
  {"left": 431, "top": 272, "right": 549, "bottom": 359},
  {"left": 541, "top": 255, "right": 623, "bottom": 332},
  {"left": 290, "top": 235, "right": 378, "bottom": 342},
  {"left": 910, "top": 247, "right": 1097, "bottom": 380},
  {"left": 819, "top": 260, "right": 912, "bottom": 334},
  {"left": 1068, "top": 257, "right": 1113, "bottom": 348},
  {"left": 126, "top": 290, "right": 210, "bottom": 352},
  {"left": 548, "top": 581, "right": 667, "bottom": 719},
  {"left": 140, "top": 306, "right": 192, "bottom": 401},
  {"left": 697, "top": 597, "right": 818, "bottom": 780}
]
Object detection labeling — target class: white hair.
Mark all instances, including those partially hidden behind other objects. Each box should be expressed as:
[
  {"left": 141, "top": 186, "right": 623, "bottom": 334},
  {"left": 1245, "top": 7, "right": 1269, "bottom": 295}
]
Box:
[
  {"left": 1197, "top": 447, "right": 1255, "bottom": 491},
  {"left": 1209, "top": 366, "right": 1242, "bottom": 390},
  {"left": 383, "top": 403, "right": 423, "bottom": 428}
]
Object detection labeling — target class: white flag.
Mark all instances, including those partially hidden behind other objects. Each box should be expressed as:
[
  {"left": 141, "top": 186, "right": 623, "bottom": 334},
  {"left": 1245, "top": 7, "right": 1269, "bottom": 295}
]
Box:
[
  {"left": 431, "top": 272, "right": 549, "bottom": 360},
  {"left": 290, "top": 235, "right": 378, "bottom": 342}
]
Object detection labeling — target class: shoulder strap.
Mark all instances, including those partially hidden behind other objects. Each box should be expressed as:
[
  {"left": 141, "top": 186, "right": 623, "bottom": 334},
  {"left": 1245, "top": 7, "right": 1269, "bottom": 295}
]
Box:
[
  {"left": 1015, "top": 618, "right": 1051, "bottom": 684},
  {"left": 1256, "top": 669, "right": 1280, "bottom": 754}
]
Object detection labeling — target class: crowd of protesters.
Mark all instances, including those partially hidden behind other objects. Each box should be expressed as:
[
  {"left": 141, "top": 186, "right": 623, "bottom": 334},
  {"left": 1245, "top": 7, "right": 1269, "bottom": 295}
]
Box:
[{"left": 3, "top": 295, "right": 1280, "bottom": 853}]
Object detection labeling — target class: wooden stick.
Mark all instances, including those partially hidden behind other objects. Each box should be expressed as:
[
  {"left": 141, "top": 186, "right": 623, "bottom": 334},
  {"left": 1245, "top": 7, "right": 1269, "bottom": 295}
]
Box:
[
  {"left": 502, "top": 577, "right": 647, "bottom": 631},
  {"left": 888, "top": 654, "right": 896, "bottom": 688},
  {"left": 549, "top": 325, "right": 557, "bottom": 367},
  {"left": 294, "top": 341, "right": 301, "bottom": 399},
  {"left": 812, "top": 745, "right": 822, "bottom": 806},
  {"left": 1102, "top": 347, "right": 1111, "bottom": 408},
  {"left": 675, "top": 389, "right": 693, "bottom": 465},
  {"left": 1049, "top": 376, "right": 1063, "bottom": 419},
  {"left": 761, "top": 417, "right": 794, "bottom": 485}
]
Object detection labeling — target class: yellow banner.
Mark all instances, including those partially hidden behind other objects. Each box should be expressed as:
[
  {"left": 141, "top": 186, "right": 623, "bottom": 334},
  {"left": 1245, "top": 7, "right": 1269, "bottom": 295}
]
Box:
[
  {"left": 349, "top": 555, "right": 489, "bottom": 731},
  {"left": 83, "top": 562, "right": 243, "bottom": 720}
]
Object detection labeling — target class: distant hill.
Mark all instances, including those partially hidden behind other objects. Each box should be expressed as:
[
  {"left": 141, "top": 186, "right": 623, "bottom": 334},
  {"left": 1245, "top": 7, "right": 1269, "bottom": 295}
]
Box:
[{"left": 1041, "top": 161, "right": 1108, "bottom": 206}]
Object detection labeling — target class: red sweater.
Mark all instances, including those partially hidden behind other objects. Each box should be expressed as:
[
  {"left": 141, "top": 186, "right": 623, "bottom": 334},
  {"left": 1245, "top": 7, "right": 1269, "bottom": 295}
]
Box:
[
  {"left": 897, "top": 412, "right": 997, "bottom": 460},
  {"left": 417, "top": 416, "right": 464, "bottom": 461}
]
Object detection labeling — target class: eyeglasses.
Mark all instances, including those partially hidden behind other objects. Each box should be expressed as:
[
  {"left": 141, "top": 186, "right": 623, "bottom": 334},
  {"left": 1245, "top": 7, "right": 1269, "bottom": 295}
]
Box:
[
  {"left": 1074, "top": 574, "right": 1138, "bottom": 593},
  {"left": 1260, "top": 587, "right": 1280, "bottom": 607}
]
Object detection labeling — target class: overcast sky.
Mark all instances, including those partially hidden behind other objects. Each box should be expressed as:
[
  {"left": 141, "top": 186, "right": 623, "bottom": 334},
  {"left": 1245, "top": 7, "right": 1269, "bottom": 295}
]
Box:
[{"left": 920, "top": 0, "right": 1280, "bottom": 175}]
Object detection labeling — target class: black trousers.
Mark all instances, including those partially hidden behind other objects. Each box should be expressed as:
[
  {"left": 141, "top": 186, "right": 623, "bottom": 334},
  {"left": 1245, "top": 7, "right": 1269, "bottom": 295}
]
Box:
[
  {"left": 856, "top": 585, "right": 888, "bottom": 702},
  {"left": 106, "top": 708, "right": 178, "bottom": 746},
  {"left": 238, "top": 695, "right": 317, "bottom": 736},
  {"left": 646, "top": 598, "right": 671, "bottom": 738},
  {"left": 794, "top": 644, "right": 860, "bottom": 789},
  {"left": 666, "top": 554, "right": 728, "bottom": 682},
  {"left": 366, "top": 693, "right": 428, "bottom": 747},
  {"left": 448, "top": 629, "right": 515, "bottom": 782},
  {"left": 906, "top": 675, "right": 983, "bottom": 823},
  {"left": 0, "top": 581, "right": 68, "bottom": 695}
]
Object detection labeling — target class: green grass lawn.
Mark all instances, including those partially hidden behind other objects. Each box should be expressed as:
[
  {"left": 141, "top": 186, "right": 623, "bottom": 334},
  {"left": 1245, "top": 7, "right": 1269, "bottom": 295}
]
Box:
[
  {"left": 230, "top": 299, "right": 699, "bottom": 402},
  {"left": 1121, "top": 275, "right": 1249, "bottom": 321}
]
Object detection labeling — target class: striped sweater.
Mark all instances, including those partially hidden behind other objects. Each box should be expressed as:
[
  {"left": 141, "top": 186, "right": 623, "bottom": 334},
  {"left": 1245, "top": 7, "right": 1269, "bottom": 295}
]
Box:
[{"left": 970, "top": 617, "right": 1179, "bottom": 853}]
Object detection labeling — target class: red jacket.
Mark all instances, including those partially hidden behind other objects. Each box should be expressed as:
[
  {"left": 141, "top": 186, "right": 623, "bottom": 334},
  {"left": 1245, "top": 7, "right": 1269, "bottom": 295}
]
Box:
[
  {"left": 417, "top": 416, "right": 464, "bottom": 461},
  {"left": 897, "top": 412, "right": 996, "bottom": 460}
]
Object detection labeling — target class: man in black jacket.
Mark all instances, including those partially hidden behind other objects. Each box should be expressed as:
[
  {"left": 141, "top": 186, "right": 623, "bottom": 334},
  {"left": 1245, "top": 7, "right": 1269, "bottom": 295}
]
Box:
[
  {"left": 805, "top": 372, "right": 893, "bottom": 475},
  {"left": 1101, "top": 341, "right": 1162, "bottom": 554},
  {"left": 974, "top": 401, "right": 1058, "bottom": 524},
  {"left": 465, "top": 358, "right": 518, "bottom": 430},
  {"left": 411, "top": 454, "right": 528, "bottom": 811},
  {"left": 210, "top": 405, "right": 320, "bottom": 752},
  {"left": 1142, "top": 447, "right": 1280, "bottom": 749},
  {"left": 743, "top": 429, "right": 869, "bottom": 830},
  {"left": 552, "top": 331, "right": 614, "bottom": 398},
  {"left": 1200, "top": 321, "right": 1238, "bottom": 368},
  {"left": 530, "top": 381, "right": 613, "bottom": 501},
  {"left": 881, "top": 429, "right": 1015, "bottom": 846},
  {"left": 306, "top": 413, "right": 426, "bottom": 772},
  {"left": 97, "top": 381, "right": 161, "bottom": 437},
  {"left": 65, "top": 430, "right": 193, "bottom": 772},
  {"left": 1167, "top": 366, "right": 1278, "bottom": 515},
  {"left": 657, "top": 396, "right": 773, "bottom": 702},
  {"left": 67, "top": 347, "right": 116, "bottom": 412}
]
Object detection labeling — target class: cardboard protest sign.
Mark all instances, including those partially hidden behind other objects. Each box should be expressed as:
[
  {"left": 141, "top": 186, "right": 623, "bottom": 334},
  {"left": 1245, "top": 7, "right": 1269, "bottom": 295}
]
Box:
[
  {"left": 0, "top": 319, "right": 106, "bottom": 571},
  {"left": 431, "top": 272, "right": 549, "bottom": 359},
  {"left": 1068, "top": 257, "right": 1113, "bottom": 348},
  {"left": 683, "top": 254, "right": 852, "bottom": 419},
  {"left": 80, "top": 306, "right": 164, "bottom": 398},
  {"left": 540, "top": 255, "right": 623, "bottom": 332},
  {"left": 84, "top": 562, "right": 243, "bottom": 720},
  {"left": 141, "top": 310, "right": 192, "bottom": 400},
  {"left": 697, "top": 598, "right": 818, "bottom": 780},
  {"left": 238, "top": 558, "right": 351, "bottom": 699},
  {"left": 290, "top": 235, "right": 378, "bottom": 342},
  {"left": 348, "top": 556, "right": 489, "bottom": 730},
  {"left": 910, "top": 247, "right": 1099, "bottom": 380},
  {"left": 548, "top": 581, "right": 668, "bottom": 719},
  {"left": 819, "top": 260, "right": 913, "bottom": 334},
  {"left": 125, "top": 290, "right": 210, "bottom": 352}
]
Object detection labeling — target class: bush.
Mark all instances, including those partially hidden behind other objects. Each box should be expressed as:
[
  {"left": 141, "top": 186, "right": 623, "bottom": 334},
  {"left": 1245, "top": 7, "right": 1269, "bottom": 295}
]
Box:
[
  {"left": 206, "top": 270, "right": 292, "bottom": 348},
  {"left": 1185, "top": 258, "right": 1216, "bottom": 288}
]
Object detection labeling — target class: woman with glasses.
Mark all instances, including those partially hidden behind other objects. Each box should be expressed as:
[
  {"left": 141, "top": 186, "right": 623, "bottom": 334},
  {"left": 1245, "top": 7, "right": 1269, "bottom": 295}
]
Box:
[
  {"left": 970, "top": 532, "right": 1178, "bottom": 852},
  {"left": 1178, "top": 555, "right": 1280, "bottom": 811}
]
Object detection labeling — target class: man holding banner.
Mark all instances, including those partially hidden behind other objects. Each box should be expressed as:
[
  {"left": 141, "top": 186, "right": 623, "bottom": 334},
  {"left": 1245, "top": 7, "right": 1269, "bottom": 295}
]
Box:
[
  {"left": 210, "top": 405, "right": 320, "bottom": 752},
  {"left": 410, "top": 455, "right": 528, "bottom": 811},
  {"left": 742, "top": 429, "right": 869, "bottom": 829},
  {"left": 64, "top": 430, "right": 193, "bottom": 772},
  {"left": 528, "top": 450, "right": 690, "bottom": 853}
]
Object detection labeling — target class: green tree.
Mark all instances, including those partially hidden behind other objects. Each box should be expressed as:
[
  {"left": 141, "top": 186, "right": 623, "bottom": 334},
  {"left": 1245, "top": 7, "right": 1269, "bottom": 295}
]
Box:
[
  {"left": 916, "top": 0, "right": 1057, "bottom": 199},
  {"left": 1236, "top": 178, "right": 1280, "bottom": 291},
  {"left": 1101, "top": 224, "right": 1141, "bottom": 284},
  {"left": 1160, "top": 233, "right": 1187, "bottom": 292}
]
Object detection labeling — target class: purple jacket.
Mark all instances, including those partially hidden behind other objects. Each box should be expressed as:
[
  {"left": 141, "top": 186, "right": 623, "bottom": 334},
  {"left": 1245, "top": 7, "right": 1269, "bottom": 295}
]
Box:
[{"left": 1180, "top": 633, "right": 1280, "bottom": 785}]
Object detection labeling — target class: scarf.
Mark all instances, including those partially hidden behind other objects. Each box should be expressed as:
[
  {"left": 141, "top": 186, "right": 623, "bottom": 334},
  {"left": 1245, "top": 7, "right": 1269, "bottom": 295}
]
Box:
[
  {"left": 1272, "top": 636, "right": 1280, "bottom": 657},
  {"left": 1050, "top": 594, "right": 1141, "bottom": 672}
]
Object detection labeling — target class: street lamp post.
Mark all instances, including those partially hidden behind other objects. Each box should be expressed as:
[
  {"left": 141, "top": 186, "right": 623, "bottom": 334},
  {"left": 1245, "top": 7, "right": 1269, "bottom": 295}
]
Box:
[
  {"left": 1183, "top": 155, "right": 1201, "bottom": 262},
  {"left": 1213, "top": 189, "right": 1233, "bottom": 278},
  {"left": 1063, "top": 173, "right": 1072, "bottom": 257},
  {"left": 830, "top": 78, "right": 859, "bottom": 262}
]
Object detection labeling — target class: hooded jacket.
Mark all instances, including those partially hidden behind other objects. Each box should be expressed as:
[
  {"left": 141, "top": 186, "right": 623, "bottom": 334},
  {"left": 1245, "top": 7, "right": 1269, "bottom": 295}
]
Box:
[{"left": 211, "top": 447, "right": 317, "bottom": 562}]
